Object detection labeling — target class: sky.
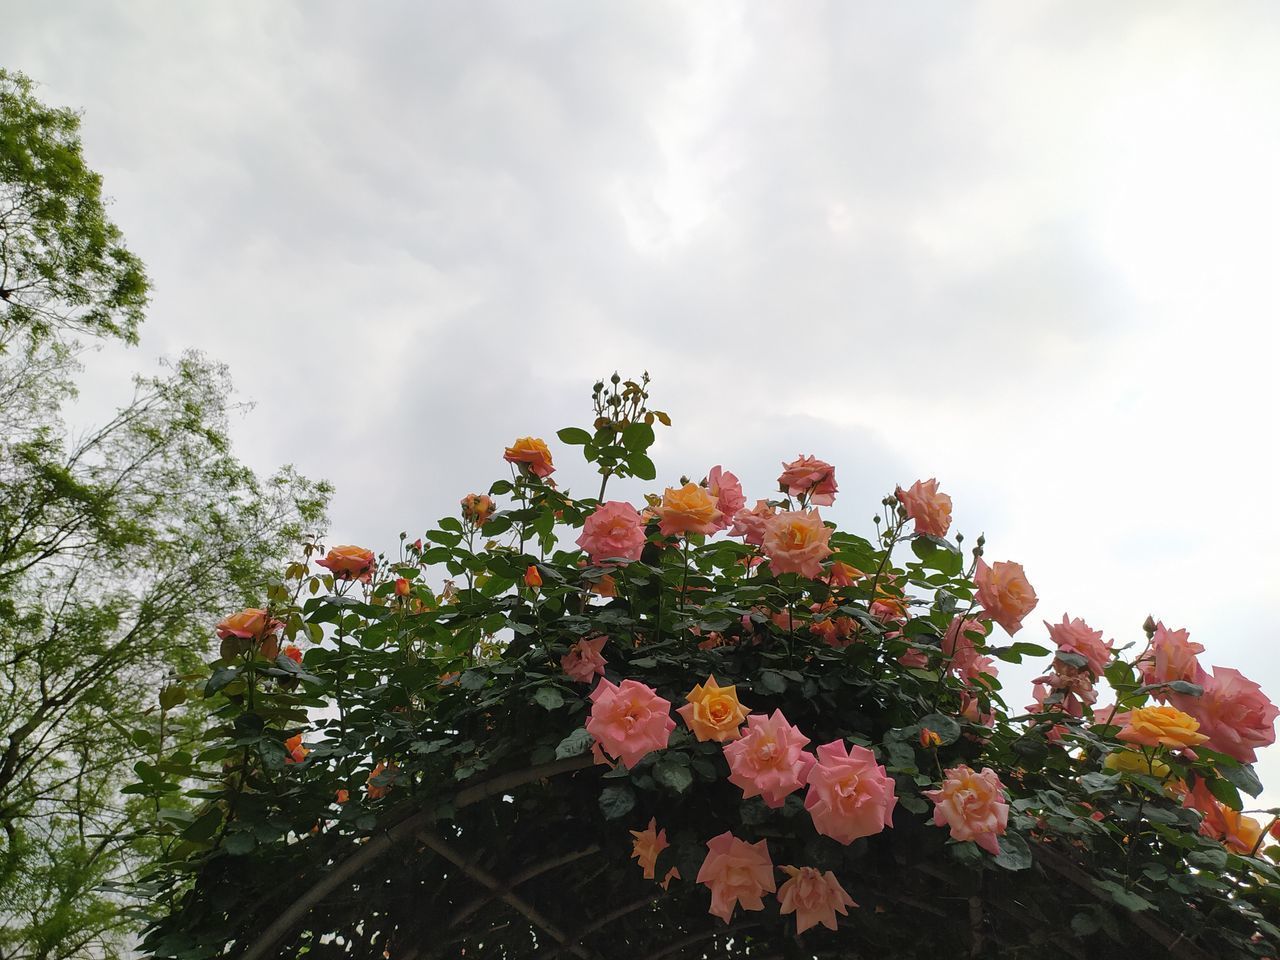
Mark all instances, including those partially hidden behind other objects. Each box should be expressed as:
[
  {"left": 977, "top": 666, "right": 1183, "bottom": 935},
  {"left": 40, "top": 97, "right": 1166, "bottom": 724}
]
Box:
[{"left": 3, "top": 1, "right": 1279, "bottom": 795}]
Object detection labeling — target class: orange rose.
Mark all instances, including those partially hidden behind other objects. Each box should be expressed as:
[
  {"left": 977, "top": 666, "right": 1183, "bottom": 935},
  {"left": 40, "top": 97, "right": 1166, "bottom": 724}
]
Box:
[
  {"left": 316, "top": 545, "right": 376, "bottom": 583},
  {"left": 461, "top": 493, "right": 496, "bottom": 526},
  {"left": 655, "top": 482, "right": 722, "bottom": 538},
  {"left": 524, "top": 564, "right": 543, "bottom": 589},
  {"left": 503, "top": 437, "right": 555, "bottom": 478},
  {"left": 284, "top": 734, "right": 309, "bottom": 764},
  {"left": 394, "top": 577, "right": 411, "bottom": 597},
  {"left": 677, "top": 675, "right": 750, "bottom": 742}
]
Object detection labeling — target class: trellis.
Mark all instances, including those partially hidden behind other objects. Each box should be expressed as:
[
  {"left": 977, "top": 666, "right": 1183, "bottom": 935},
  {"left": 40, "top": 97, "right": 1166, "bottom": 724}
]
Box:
[{"left": 229, "top": 755, "right": 1218, "bottom": 960}]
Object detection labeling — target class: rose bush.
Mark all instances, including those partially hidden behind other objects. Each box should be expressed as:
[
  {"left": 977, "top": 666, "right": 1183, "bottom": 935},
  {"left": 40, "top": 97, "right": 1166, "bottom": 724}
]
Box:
[{"left": 129, "top": 376, "right": 1280, "bottom": 960}]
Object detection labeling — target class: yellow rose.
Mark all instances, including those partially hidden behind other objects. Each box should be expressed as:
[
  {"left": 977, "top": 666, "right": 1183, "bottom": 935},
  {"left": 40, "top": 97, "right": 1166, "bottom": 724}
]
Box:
[
  {"left": 1116, "top": 705, "right": 1208, "bottom": 750},
  {"left": 676, "top": 675, "right": 750, "bottom": 742},
  {"left": 1103, "top": 749, "right": 1172, "bottom": 779},
  {"left": 655, "top": 482, "right": 723, "bottom": 538},
  {"left": 503, "top": 437, "right": 555, "bottom": 478}
]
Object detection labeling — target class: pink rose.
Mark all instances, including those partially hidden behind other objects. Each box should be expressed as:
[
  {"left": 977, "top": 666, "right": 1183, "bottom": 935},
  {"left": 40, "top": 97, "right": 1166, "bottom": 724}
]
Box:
[
  {"left": 974, "top": 558, "right": 1038, "bottom": 636},
  {"left": 576, "top": 501, "right": 647, "bottom": 565},
  {"left": 776, "top": 865, "right": 857, "bottom": 934},
  {"left": 561, "top": 636, "right": 607, "bottom": 684},
  {"left": 898, "top": 648, "right": 930, "bottom": 669},
  {"left": 761, "top": 509, "right": 833, "bottom": 579},
  {"left": 723, "top": 709, "right": 816, "bottom": 808},
  {"left": 729, "top": 499, "right": 777, "bottom": 546},
  {"left": 1138, "top": 622, "right": 1206, "bottom": 693},
  {"left": 1174, "top": 666, "right": 1278, "bottom": 763},
  {"left": 925, "top": 765, "right": 1009, "bottom": 856},
  {"left": 778, "top": 455, "right": 838, "bottom": 506},
  {"left": 895, "top": 478, "right": 952, "bottom": 538},
  {"left": 1045, "top": 614, "right": 1112, "bottom": 677},
  {"left": 804, "top": 741, "right": 897, "bottom": 844},
  {"left": 696, "top": 832, "right": 775, "bottom": 923},
  {"left": 706, "top": 466, "right": 746, "bottom": 531},
  {"left": 586, "top": 678, "right": 675, "bottom": 768},
  {"left": 942, "top": 617, "right": 996, "bottom": 685}
]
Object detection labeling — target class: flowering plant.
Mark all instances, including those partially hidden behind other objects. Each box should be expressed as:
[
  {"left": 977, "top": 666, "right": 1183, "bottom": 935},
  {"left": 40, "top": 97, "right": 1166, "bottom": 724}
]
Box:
[{"left": 132, "top": 376, "right": 1280, "bottom": 959}]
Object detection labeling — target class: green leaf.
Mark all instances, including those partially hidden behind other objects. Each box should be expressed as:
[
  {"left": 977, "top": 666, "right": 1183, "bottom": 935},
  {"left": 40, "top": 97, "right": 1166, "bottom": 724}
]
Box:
[
  {"left": 621, "top": 422, "right": 655, "bottom": 452},
  {"left": 757, "top": 670, "right": 787, "bottom": 694},
  {"left": 1219, "top": 762, "right": 1263, "bottom": 799},
  {"left": 182, "top": 808, "right": 224, "bottom": 843},
  {"left": 916, "top": 713, "right": 962, "bottom": 746},
  {"left": 626, "top": 453, "right": 657, "bottom": 481},
  {"left": 1071, "top": 911, "right": 1100, "bottom": 937},
  {"left": 653, "top": 757, "right": 694, "bottom": 795},
  {"left": 1093, "top": 879, "right": 1154, "bottom": 912},
  {"left": 223, "top": 832, "right": 256, "bottom": 855},
  {"left": 599, "top": 785, "right": 636, "bottom": 820},
  {"left": 555, "top": 728, "right": 593, "bottom": 759},
  {"left": 459, "top": 670, "right": 488, "bottom": 691},
  {"left": 204, "top": 666, "right": 239, "bottom": 697},
  {"left": 533, "top": 686, "right": 565, "bottom": 711},
  {"left": 557, "top": 427, "right": 592, "bottom": 445},
  {"left": 1206, "top": 776, "right": 1243, "bottom": 811},
  {"left": 993, "top": 831, "right": 1033, "bottom": 871}
]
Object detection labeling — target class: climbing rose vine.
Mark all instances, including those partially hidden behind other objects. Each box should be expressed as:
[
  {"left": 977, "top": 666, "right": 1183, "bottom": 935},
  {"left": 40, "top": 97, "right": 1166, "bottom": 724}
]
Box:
[{"left": 130, "top": 375, "right": 1280, "bottom": 959}]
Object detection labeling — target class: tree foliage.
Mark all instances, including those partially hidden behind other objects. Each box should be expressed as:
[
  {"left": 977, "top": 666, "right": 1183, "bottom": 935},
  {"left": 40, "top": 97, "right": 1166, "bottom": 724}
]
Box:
[
  {"left": 133, "top": 377, "right": 1280, "bottom": 960},
  {"left": 0, "top": 71, "right": 330, "bottom": 960},
  {"left": 0, "top": 68, "right": 148, "bottom": 346}
]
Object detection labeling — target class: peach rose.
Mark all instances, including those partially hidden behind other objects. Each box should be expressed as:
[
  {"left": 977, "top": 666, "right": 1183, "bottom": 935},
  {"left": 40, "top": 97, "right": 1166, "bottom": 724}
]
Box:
[
  {"left": 283, "top": 644, "right": 303, "bottom": 664},
  {"left": 216, "top": 607, "right": 282, "bottom": 642},
  {"left": 586, "top": 678, "right": 675, "bottom": 768},
  {"left": 1045, "top": 614, "right": 1112, "bottom": 677},
  {"left": 660, "top": 867, "right": 681, "bottom": 890},
  {"left": 896, "top": 478, "right": 952, "bottom": 538},
  {"left": 460, "top": 493, "right": 496, "bottom": 526},
  {"left": 1138, "top": 621, "right": 1206, "bottom": 693},
  {"left": 778, "top": 455, "right": 838, "bottom": 506},
  {"left": 1114, "top": 705, "right": 1208, "bottom": 750},
  {"left": 804, "top": 741, "right": 897, "bottom": 844},
  {"left": 394, "top": 577, "right": 411, "bottom": 597},
  {"left": 724, "top": 709, "right": 816, "bottom": 808},
  {"left": 1174, "top": 666, "right": 1278, "bottom": 763},
  {"left": 216, "top": 607, "right": 283, "bottom": 659},
  {"left": 561, "top": 636, "right": 608, "bottom": 684},
  {"left": 503, "top": 436, "right": 555, "bottom": 478},
  {"left": 576, "top": 501, "right": 647, "bottom": 565},
  {"left": 827, "top": 561, "right": 864, "bottom": 588},
  {"left": 316, "top": 545, "right": 376, "bottom": 583},
  {"left": 729, "top": 499, "right": 777, "bottom": 546},
  {"left": 761, "top": 509, "right": 833, "bottom": 579},
  {"left": 706, "top": 466, "right": 746, "bottom": 530},
  {"left": 677, "top": 675, "right": 750, "bottom": 742},
  {"left": 926, "top": 765, "right": 1009, "bottom": 856},
  {"left": 898, "top": 648, "right": 929, "bottom": 670},
  {"left": 776, "top": 865, "right": 857, "bottom": 934},
  {"left": 974, "top": 558, "right": 1037, "bottom": 635},
  {"left": 630, "top": 817, "right": 668, "bottom": 880},
  {"left": 656, "top": 482, "right": 723, "bottom": 538},
  {"left": 696, "top": 832, "right": 775, "bottom": 923}
]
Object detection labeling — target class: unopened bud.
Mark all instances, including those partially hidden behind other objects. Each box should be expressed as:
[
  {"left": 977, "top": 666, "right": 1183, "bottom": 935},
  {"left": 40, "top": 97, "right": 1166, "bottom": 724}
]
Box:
[
  {"left": 1142, "top": 615, "right": 1157, "bottom": 638},
  {"left": 610, "top": 372, "right": 621, "bottom": 384},
  {"left": 919, "top": 728, "right": 942, "bottom": 749},
  {"left": 873, "top": 515, "right": 882, "bottom": 525}
]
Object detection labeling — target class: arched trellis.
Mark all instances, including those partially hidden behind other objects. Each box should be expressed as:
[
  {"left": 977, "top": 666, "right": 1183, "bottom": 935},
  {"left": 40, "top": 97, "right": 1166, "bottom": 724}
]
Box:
[{"left": 230, "top": 754, "right": 1220, "bottom": 960}]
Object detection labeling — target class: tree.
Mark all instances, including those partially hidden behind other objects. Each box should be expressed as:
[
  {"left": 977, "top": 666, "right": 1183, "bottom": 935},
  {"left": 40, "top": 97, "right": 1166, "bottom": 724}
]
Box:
[
  {"left": 0, "top": 71, "right": 330, "bottom": 960},
  {"left": 0, "top": 68, "right": 147, "bottom": 347}
]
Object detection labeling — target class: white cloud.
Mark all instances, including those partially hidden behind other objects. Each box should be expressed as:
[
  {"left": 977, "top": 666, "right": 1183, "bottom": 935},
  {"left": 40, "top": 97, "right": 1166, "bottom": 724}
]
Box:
[{"left": 4, "top": 0, "right": 1279, "bottom": 794}]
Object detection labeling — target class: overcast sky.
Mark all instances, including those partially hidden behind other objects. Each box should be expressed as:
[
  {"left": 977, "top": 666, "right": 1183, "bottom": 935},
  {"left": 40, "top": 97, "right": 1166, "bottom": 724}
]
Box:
[{"left": 4, "top": 1, "right": 1279, "bottom": 795}]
